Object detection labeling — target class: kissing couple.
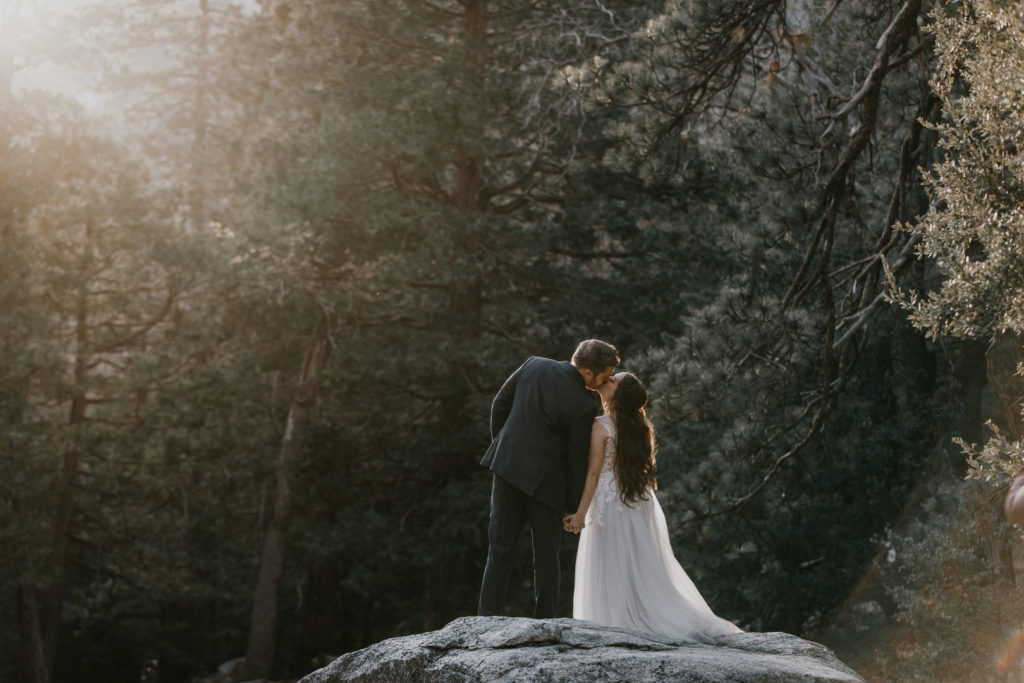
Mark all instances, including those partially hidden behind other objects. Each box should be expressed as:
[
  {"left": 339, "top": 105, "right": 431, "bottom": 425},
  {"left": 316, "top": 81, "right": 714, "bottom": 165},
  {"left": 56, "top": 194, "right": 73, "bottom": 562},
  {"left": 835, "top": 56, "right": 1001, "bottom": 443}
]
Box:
[{"left": 477, "top": 339, "right": 740, "bottom": 642}]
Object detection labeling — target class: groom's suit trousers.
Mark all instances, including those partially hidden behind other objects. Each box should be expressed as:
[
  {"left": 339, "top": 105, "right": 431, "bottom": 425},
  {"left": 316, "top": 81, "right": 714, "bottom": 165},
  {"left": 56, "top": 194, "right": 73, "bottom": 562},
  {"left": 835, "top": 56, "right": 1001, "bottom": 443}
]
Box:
[{"left": 478, "top": 474, "right": 563, "bottom": 619}]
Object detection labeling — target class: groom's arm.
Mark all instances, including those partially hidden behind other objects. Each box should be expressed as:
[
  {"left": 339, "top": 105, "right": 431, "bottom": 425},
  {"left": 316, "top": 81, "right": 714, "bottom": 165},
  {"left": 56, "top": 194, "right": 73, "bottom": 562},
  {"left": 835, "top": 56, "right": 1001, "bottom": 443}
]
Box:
[{"left": 490, "top": 359, "right": 528, "bottom": 438}]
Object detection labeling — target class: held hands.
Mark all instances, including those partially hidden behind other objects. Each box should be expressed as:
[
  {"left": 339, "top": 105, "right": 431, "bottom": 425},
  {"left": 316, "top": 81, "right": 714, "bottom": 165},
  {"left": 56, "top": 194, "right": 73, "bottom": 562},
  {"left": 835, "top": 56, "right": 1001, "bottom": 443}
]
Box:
[{"left": 563, "top": 512, "right": 585, "bottom": 534}]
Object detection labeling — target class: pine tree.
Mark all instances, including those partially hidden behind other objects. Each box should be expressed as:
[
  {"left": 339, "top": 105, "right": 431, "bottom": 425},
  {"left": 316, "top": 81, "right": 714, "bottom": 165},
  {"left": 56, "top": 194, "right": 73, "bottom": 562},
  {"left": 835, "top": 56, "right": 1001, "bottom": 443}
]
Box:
[{"left": 2, "top": 92, "right": 210, "bottom": 681}]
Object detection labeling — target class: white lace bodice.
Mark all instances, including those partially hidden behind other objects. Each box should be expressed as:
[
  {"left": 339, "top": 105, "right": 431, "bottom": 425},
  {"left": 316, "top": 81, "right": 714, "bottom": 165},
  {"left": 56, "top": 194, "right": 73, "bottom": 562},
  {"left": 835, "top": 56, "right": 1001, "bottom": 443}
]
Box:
[
  {"left": 589, "top": 414, "right": 619, "bottom": 528},
  {"left": 596, "top": 414, "right": 616, "bottom": 472}
]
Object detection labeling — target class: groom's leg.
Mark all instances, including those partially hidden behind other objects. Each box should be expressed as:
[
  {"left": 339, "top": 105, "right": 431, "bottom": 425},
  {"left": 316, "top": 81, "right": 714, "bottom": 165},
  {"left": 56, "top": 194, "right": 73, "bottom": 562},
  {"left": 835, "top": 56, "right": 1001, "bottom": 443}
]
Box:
[
  {"left": 478, "top": 475, "right": 527, "bottom": 616},
  {"left": 528, "top": 500, "right": 563, "bottom": 619}
]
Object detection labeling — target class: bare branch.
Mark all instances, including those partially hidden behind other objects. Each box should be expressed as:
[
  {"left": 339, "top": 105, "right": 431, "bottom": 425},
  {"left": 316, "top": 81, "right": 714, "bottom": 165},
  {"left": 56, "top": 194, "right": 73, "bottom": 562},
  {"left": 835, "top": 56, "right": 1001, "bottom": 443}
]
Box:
[
  {"left": 828, "top": 0, "right": 921, "bottom": 123},
  {"left": 92, "top": 287, "right": 181, "bottom": 354}
]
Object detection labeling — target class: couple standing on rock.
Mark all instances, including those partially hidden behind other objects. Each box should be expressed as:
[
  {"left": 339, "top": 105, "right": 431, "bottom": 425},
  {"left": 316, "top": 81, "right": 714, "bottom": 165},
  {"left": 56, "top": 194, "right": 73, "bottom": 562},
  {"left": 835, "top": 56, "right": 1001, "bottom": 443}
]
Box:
[{"left": 477, "top": 339, "right": 741, "bottom": 642}]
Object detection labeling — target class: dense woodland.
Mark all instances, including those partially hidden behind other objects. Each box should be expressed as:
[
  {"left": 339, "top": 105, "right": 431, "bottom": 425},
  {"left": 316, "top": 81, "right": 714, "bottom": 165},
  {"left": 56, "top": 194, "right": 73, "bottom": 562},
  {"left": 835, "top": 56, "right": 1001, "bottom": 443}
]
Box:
[{"left": 3, "top": 0, "right": 1024, "bottom": 681}]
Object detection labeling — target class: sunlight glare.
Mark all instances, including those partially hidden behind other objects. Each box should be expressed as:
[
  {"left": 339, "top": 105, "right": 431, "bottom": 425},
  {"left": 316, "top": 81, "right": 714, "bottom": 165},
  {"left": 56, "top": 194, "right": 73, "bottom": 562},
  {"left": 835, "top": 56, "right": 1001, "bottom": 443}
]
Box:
[{"left": 996, "top": 628, "right": 1024, "bottom": 672}]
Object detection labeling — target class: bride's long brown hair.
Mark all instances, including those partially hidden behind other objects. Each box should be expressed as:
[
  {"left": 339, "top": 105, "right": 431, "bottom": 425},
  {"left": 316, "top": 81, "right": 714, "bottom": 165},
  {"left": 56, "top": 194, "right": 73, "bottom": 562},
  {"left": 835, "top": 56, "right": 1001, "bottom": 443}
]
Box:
[{"left": 609, "top": 373, "right": 657, "bottom": 506}]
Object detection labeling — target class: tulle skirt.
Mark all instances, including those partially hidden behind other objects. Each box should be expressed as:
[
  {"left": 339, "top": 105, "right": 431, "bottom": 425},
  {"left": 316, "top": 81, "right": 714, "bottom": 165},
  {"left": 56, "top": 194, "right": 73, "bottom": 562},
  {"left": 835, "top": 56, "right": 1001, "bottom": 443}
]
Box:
[{"left": 573, "top": 474, "right": 742, "bottom": 642}]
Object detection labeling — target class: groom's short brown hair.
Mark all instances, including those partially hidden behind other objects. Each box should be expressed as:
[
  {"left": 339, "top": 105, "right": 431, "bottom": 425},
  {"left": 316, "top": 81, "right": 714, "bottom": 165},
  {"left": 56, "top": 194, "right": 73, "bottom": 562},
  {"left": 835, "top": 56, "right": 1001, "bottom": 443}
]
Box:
[{"left": 572, "top": 339, "right": 619, "bottom": 372}]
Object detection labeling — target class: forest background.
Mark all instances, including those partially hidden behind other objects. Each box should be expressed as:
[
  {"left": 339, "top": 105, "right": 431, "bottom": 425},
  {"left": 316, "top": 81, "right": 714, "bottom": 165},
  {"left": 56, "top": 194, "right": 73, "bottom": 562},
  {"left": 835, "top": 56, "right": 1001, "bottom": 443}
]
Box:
[{"left": 3, "top": 0, "right": 1024, "bottom": 681}]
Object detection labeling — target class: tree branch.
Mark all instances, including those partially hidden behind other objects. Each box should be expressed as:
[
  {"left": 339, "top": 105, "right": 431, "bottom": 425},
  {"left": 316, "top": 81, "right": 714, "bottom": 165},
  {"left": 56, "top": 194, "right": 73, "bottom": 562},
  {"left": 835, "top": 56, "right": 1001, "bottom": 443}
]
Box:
[{"left": 92, "top": 287, "right": 181, "bottom": 354}]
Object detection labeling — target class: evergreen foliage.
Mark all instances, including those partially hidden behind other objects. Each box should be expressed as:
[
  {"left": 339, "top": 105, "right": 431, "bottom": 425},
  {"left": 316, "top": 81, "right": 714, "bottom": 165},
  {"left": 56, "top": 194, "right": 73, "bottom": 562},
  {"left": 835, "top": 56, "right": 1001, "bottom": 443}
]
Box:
[{"left": 1, "top": 0, "right": 1020, "bottom": 680}]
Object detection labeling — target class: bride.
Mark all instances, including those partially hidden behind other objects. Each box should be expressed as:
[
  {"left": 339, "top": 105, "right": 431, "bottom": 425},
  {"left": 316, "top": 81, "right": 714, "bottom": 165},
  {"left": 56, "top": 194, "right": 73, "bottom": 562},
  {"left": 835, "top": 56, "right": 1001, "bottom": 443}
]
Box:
[{"left": 563, "top": 372, "right": 742, "bottom": 642}]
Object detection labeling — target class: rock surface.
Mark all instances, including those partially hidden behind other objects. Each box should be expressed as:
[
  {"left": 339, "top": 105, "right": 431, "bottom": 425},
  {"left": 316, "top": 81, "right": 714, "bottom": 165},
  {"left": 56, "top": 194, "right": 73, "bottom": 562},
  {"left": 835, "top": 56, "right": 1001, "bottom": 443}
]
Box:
[{"left": 299, "top": 616, "right": 865, "bottom": 682}]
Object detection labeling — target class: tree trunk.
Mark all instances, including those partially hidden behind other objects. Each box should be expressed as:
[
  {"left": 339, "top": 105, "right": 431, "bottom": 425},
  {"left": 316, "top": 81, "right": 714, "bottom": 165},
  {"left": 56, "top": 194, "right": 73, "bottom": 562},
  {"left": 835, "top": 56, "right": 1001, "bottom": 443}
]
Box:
[
  {"left": 448, "top": 0, "right": 486, "bottom": 325},
  {"left": 18, "top": 220, "right": 94, "bottom": 682},
  {"left": 986, "top": 332, "right": 1024, "bottom": 440},
  {"left": 243, "top": 326, "right": 331, "bottom": 679},
  {"left": 189, "top": 0, "right": 210, "bottom": 231},
  {"left": 0, "top": 2, "right": 11, "bottom": 240},
  {"left": 301, "top": 561, "right": 339, "bottom": 663},
  {"left": 955, "top": 339, "right": 988, "bottom": 447},
  {"left": 454, "top": 0, "right": 486, "bottom": 213},
  {"left": 17, "top": 585, "right": 49, "bottom": 683}
]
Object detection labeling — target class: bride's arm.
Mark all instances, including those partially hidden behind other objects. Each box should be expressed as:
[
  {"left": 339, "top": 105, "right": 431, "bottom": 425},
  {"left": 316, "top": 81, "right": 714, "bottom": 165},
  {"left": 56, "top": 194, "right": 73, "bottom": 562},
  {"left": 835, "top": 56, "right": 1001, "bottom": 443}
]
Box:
[{"left": 566, "top": 421, "right": 606, "bottom": 531}]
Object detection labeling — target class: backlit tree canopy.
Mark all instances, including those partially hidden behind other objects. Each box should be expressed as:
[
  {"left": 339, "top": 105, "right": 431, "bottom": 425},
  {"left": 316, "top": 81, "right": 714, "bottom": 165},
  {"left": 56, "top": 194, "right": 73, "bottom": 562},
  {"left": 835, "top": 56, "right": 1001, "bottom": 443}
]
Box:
[{"left": 3, "top": 1, "right": 1024, "bottom": 682}]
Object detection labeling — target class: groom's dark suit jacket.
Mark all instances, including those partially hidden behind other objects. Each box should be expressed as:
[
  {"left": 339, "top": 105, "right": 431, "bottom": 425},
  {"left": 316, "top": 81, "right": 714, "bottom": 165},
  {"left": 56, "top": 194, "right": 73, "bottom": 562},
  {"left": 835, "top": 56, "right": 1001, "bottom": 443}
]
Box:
[{"left": 480, "top": 357, "right": 599, "bottom": 512}]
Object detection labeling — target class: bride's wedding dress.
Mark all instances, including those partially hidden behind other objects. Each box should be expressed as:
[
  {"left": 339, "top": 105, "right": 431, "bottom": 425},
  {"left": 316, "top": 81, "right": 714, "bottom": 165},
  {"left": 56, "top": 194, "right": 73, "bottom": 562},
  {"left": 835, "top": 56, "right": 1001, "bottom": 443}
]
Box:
[{"left": 573, "top": 415, "right": 742, "bottom": 642}]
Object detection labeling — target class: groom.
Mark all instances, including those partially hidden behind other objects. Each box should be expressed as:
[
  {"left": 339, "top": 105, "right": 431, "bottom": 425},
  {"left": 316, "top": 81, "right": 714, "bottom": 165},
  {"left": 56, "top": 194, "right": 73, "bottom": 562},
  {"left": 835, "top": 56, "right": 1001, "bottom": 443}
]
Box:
[{"left": 478, "top": 339, "right": 619, "bottom": 618}]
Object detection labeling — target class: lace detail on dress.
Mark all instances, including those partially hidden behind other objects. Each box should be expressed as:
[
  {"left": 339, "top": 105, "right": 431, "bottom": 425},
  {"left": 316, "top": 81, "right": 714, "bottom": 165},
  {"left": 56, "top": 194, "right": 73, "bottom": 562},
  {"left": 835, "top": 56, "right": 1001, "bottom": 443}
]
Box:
[{"left": 588, "top": 415, "right": 618, "bottom": 528}]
